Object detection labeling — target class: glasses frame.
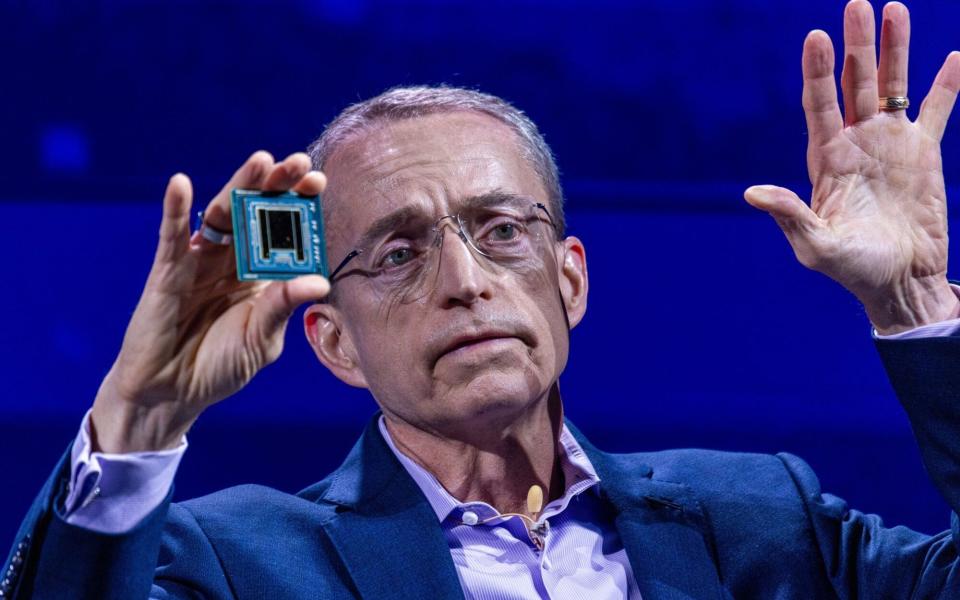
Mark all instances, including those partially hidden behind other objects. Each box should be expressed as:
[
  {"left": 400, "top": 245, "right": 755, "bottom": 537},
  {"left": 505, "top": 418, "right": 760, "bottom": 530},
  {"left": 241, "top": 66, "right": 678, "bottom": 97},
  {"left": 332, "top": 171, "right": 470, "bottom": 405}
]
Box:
[{"left": 327, "top": 201, "right": 558, "bottom": 284}]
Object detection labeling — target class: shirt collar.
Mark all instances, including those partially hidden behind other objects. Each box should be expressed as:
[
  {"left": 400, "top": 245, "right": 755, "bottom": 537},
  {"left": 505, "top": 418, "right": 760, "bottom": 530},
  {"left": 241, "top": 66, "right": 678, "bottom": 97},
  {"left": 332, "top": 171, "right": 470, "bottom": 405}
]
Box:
[{"left": 377, "top": 415, "right": 601, "bottom": 523}]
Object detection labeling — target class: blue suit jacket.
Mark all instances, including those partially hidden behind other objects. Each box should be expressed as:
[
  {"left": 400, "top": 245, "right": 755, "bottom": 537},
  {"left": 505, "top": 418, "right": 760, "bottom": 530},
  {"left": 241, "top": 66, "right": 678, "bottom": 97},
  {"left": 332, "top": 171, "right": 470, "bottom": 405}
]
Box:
[{"left": 5, "top": 337, "right": 960, "bottom": 599}]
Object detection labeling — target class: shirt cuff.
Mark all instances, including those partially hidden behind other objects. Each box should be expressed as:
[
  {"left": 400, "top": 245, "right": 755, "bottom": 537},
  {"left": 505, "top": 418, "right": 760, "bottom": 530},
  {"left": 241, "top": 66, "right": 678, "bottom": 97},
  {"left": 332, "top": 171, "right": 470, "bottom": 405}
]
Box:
[
  {"left": 874, "top": 317, "right": 960, "bottom": 340},
  {"left": 873, "top": 284, "right": 960, "bottom": 340},
  {"left": 64, "top": 409, "right": 187, "bottom": 533}
]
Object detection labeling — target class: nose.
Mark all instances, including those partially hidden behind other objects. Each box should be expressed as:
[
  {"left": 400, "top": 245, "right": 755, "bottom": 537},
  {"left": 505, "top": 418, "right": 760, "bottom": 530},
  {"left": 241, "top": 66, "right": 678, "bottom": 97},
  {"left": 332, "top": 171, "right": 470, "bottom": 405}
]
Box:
[{"left": 431, "top": 220, "right": 493, "bottom": 308}]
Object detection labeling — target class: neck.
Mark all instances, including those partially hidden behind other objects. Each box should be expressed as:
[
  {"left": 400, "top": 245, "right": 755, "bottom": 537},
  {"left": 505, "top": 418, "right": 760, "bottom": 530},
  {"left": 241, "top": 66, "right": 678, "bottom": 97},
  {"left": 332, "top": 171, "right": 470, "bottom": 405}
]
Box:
[{"left": 384, "top": 385, "right": 565, "bottom": 518}]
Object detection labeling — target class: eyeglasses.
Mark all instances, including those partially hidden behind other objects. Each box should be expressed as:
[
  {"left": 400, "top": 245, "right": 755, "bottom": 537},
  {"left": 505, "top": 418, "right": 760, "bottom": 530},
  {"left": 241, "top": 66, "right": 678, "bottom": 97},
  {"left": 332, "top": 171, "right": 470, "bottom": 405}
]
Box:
[{"left": 328, "top": 201, "right": 558, "bottom": 302}]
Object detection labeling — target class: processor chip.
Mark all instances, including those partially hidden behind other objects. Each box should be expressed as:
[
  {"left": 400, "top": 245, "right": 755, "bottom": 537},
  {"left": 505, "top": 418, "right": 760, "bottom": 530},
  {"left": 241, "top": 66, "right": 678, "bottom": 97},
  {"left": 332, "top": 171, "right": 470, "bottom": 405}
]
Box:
[{"left": 230, "top": 190, "right": 328, "bottom": 281}]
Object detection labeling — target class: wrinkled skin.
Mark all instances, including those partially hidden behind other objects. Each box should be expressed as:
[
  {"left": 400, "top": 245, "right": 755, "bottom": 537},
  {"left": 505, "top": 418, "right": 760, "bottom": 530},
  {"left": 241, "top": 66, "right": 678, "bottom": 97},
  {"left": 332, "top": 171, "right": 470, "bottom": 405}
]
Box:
[
  {"left": 303, "top": 113, "right": 588, "bottom": 513},
  {"left": 745, "top": 1, "right": 960, "bottom": 333}
]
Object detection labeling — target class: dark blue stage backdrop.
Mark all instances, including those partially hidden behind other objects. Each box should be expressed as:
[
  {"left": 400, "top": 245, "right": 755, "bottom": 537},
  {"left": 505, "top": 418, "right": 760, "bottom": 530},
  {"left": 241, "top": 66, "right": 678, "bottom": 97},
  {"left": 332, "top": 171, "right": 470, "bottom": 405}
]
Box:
[{"left": 2, "top": 0, "right": 958, "bottom": 545}]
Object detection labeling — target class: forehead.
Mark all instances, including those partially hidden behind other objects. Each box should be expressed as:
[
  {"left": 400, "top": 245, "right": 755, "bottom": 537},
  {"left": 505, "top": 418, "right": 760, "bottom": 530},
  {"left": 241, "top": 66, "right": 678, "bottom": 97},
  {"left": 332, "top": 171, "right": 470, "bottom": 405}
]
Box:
[{"left": 323, "top": 111, "right": 546, "bottom": 243}]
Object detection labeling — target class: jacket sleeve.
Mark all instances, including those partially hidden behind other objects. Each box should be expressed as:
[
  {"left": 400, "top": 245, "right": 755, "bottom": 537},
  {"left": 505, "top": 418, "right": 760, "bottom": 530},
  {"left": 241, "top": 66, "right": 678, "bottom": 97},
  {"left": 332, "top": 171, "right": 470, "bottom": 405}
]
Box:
[
  {"left": 0, "top": 447, "right": 232, "bottom": 599},
  {"left": 776, "top": 336, "right": 960, "bottom": 599},
  {"left": 778, "top": 452, "right": 960, "bottom": 599},
  {"left": 875, "top": 335, "right": 960, "bottom": 518}
]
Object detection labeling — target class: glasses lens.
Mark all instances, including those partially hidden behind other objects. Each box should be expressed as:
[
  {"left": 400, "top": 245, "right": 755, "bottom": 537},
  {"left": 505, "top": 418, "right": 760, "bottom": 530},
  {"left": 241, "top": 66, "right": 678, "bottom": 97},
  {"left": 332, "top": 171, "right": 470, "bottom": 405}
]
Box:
[
  {"left": 461, "top": 204, "right": 551, "bottom": 262},
  {"left": 349, "top": 203, "right": 555, "bottom": 303}
]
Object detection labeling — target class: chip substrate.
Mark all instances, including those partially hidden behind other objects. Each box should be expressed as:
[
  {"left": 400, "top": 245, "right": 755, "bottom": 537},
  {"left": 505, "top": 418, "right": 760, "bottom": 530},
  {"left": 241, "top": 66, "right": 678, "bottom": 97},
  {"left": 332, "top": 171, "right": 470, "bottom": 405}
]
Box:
[{"left": 230, "top": 189, "right": 328, "bottom": 280}]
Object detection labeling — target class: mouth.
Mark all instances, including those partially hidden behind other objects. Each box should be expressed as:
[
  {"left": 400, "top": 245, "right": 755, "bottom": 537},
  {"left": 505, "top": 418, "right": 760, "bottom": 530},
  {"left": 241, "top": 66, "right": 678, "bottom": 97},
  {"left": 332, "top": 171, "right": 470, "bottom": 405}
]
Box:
[{"left": 434, "top": 331, "right": 525, "bottom": 365}]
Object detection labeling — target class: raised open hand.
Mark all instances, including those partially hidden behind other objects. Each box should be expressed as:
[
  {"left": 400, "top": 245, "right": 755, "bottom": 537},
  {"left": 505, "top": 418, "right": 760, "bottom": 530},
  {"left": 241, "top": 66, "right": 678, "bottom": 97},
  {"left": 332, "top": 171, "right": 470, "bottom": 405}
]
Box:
[
  {"left": 90, "top": 152, "right": 330, "bottom": 453},
  {"left": 745, "top": 1, "right": 960, "bottom": 334}
]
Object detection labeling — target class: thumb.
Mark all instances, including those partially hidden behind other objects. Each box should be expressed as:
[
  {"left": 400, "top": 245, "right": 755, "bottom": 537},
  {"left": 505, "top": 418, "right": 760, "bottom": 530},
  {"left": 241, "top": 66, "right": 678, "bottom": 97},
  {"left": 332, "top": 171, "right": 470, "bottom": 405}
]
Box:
[
  {"left": 744, "top": 184, "right": 827, "bottom": 270},
  {"left": 249, "top": 275, "right": 332, "bottom": 361},
  {"left": 743, "top": 185, "right": 820, "bottom": 232}
]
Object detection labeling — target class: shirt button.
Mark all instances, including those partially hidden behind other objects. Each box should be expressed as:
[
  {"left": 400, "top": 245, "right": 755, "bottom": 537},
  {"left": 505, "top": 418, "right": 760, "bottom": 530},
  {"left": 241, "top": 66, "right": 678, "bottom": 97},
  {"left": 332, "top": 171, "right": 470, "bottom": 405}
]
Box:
[
  {"left": 462, "top": 511, "right": 479, "bottom": 526},
  {"left": 532, "top": 520, "right": 550, "bottom": 536}
]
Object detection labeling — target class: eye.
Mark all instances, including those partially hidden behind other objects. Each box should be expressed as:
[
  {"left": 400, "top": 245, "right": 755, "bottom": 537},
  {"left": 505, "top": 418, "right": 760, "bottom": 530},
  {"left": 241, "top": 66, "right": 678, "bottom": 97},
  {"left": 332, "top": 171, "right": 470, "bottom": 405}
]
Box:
[
  {"left": 491, "top": 222, "right": 520, "bottom": 241},
  {"left": 383, "top": 247, "right": 415, "bottom": 267}
]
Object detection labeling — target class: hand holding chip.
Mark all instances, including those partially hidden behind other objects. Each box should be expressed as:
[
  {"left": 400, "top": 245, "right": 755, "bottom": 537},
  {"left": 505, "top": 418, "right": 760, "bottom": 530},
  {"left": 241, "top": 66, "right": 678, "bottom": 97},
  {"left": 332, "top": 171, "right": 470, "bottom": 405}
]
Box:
[{"left": 89, "top": 151, "right": 331, "bottom": 453}]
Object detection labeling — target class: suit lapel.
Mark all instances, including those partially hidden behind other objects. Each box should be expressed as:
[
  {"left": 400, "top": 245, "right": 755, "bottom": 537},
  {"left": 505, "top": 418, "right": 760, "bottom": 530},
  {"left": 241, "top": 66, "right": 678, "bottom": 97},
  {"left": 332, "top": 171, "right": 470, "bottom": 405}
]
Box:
[
  {"left": 317, "top": 416, "right": 723, "bottom": 599},
  {"left": 323, "top": 503, "right": 463, "bottom": 600},
  {"left": 571, "top": 425, "right": 724, "bottom": 600},
  {"left": 318, "top": 417, "right": 463, "bottom": 600}
]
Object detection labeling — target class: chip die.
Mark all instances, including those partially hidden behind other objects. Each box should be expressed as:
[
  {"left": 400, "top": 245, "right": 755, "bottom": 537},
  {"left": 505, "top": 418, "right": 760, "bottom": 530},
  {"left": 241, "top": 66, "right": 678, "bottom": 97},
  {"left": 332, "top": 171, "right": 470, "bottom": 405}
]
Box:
[{"left": 230, "top": 189, "right": 329, "bottom": 280}]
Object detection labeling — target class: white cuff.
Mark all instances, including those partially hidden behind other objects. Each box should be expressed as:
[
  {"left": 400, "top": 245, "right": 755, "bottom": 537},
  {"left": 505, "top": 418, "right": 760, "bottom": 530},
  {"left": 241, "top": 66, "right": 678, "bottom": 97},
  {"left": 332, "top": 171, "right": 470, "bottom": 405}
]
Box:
[
  {"left": 64, "top": 409, "right": 187, "bottom": 533},
  {"left": 873, "top": 284, "right": 960, "bottom": 339},
  {"left": 874, "top": 317, "right": 960, "bottom": 340}
]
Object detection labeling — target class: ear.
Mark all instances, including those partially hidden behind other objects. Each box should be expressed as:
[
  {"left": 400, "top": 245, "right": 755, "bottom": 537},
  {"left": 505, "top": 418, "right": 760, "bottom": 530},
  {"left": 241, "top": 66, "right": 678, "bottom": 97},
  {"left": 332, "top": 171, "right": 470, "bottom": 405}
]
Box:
[
  {"left": 557, "top": 236, "right": 588, "bottom": 329},
  {"left": 303, "top": 303, "right": 369, "bottom": 389}
]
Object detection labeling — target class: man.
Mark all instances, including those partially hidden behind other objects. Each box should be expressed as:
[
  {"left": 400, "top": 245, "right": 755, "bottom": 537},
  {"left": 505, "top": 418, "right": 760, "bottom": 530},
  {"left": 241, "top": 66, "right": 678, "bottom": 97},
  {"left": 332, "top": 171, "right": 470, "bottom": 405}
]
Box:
[{"left": 6, "top": 1, "right": 960, "bottom": 598}]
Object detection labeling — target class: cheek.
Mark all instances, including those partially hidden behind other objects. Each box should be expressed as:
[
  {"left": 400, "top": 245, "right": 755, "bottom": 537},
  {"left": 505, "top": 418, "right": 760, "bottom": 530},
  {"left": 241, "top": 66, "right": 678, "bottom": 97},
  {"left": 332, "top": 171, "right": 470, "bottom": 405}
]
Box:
[
  {"left": 532, "top": 295, "right": 570, "bottom": 376},
  {"left": 507, "top": 274, "right": 570, "bottom": 381},
  {"left": 346, "top": 299, "right": 430, "bottom": 394},
  {"left": 524, "top": 255, "right": 570, "bottom": 369},
  {"left": 352, "top": 320, "right": 415, "bottom": 376}
]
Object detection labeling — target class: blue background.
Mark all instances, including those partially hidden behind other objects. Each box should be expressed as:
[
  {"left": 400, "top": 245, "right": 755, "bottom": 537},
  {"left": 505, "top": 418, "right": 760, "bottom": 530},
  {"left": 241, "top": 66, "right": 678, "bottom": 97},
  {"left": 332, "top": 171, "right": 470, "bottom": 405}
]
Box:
[{"left": 3, "top": 0, "right": 959, "bottom": 546}]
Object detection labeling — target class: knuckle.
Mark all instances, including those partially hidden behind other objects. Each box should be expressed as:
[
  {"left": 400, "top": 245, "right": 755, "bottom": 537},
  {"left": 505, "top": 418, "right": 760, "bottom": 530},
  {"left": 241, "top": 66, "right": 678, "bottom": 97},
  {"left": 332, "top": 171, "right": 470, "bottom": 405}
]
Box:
[
  {"left": 792, "top": 240, "right": 826, "bottom": 270},
  {"left": 796, "top": 251, "right": 823, "bottom": 270},
  {"left": 265, "top": 340, "right": 284, "bottom": 365}
]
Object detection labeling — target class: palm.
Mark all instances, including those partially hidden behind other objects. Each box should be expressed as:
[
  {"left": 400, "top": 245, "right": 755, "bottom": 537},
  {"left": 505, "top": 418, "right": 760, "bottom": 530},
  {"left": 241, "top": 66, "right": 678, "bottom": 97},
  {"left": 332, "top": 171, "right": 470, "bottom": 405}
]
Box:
[
  {"left": 97, "top": 152, "right": 329, "bottom": 451},
  {"left": 745, "top": 0, "right": 960, "bottom": 333},
  {"left": 809, "top": 115, "right": 948, "bottom": 292},
  {"left": 130, "top": 250, "right": 268, "bottom": 410},
  {"left": 190, "top": 284, "right": 269, "bottom": 404}
]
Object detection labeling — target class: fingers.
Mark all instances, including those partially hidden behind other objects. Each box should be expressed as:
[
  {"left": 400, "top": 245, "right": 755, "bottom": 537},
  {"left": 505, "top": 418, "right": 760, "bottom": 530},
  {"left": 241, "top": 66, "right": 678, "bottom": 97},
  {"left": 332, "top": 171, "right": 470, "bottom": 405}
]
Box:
[
  {"left": 248, "top": 275, "right": 331, "bottom": 360},
  {"left": 292, "top": 170, "right": 327, "bottom": 197},
  {"left": 840, "top": 0, "right": 878, "bottom": 125},
  {"left": 878, "top": 2, "right": 910, "bottom": 104},
  {"left": 918, "top": 52, "right": 960, "bottom": 142},
  {"left": 202, "top": 150, "right": 275, "bottom": 233},
  {"left": 155, "top": 173, "right": 194, "bottom": 264},
  {"left": 802, "top": 30, "right": 843, "bottom": 148},
  {"left": 744, "top": 185, "right": 825, "bottom": 268},
  {"left": 262, "top": 152, "right": 312, "bottom": 192},
  {"left": 200, "top": 152, "right": 321, "bottom": 236}
]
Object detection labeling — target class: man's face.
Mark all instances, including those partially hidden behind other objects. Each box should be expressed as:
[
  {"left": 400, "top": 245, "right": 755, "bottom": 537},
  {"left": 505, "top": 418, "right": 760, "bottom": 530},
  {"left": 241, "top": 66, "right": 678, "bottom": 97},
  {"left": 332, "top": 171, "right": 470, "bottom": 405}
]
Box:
[{"left": 309, "top": 111, "right": 586, "bottom": 438}]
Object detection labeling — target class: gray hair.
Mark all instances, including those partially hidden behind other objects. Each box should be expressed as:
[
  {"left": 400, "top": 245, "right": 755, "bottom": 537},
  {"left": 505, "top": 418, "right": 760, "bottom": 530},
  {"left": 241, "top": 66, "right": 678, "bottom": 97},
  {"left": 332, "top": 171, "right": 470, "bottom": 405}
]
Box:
[{"left": 306, "top": 85, "right": 565, "bottom": 236}]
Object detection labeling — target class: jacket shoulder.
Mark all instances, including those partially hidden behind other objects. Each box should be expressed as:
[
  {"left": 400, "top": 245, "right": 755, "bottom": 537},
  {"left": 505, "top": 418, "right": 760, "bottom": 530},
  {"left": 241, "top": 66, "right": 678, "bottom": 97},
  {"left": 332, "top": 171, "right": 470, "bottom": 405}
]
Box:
[
  {"left": 601, "top": 447, "right": 818, "bottom": 541},
  {"left": 175, "top": 482, "right": 339, "bottom": 529},
  {"left": 613, "top": 448, "right": 832, "bottom": 590},
  {"left": 634, "top": 447, "right": 810, "bottom": 496},
  {"left": 163, "top": 483, "right": 352, "bottom": 595}
]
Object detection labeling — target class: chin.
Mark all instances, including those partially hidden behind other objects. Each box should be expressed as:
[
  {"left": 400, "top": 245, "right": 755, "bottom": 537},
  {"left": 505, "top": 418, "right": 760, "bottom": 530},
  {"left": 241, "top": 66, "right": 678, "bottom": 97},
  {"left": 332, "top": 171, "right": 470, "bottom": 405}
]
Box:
[{"left": 438, "top": 369, "right": 548, "bottom": 427}]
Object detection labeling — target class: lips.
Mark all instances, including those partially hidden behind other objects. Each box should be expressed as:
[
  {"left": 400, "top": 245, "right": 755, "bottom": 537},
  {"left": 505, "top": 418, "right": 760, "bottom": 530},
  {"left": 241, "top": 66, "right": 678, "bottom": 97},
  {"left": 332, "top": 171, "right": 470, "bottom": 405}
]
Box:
[
  {"left": 439, "top": 333, "right": 517, "bottom": 358},
  {"left": 429, "top": 324, "right": 533, "bottom": 367}
]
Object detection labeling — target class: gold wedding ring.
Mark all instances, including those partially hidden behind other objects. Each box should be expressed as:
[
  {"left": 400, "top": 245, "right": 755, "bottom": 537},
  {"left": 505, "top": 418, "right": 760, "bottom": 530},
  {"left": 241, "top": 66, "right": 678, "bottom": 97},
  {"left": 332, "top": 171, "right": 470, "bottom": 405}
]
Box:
[{"left": 879, "top": 96, "right": 910, "bottom": 111}]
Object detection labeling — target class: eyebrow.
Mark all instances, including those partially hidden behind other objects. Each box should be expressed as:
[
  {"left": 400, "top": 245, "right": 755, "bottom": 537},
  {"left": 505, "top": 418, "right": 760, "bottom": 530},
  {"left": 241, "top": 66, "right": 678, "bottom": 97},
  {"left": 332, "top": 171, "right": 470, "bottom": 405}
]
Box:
[
  {"left": 460, "top": 190, "right": 532, "bottom": 211},
  {"left": 354, "top": 206, "right": 430, "bottom": 251},
  {"left": 352, "top": 190, "right": 534, "bottom": 250}
]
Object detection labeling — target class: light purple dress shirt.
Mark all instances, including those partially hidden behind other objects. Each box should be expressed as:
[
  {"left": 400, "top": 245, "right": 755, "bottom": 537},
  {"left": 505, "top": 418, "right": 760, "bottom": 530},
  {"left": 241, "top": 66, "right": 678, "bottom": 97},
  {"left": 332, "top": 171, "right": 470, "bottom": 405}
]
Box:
[
  {"left": 377, "top": 416, "right": 642, "bottom": 599},
  {"left": 62, "top": 315, "right": 960, "bottom": 596},
  {"left": 65, "top": 409, "right": 185, "bottom": 533}
]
